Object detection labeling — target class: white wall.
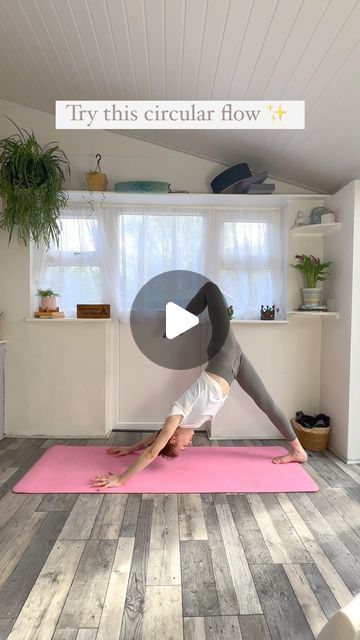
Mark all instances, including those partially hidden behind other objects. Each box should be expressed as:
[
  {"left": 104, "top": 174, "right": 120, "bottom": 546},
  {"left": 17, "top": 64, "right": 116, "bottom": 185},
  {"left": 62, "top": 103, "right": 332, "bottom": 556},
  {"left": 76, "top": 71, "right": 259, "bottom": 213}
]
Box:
[
  {"left": 320, "top": 181, "right": 360, "bottom": 461},
  {"left": 349, "top": 182, "right": 360, "bottom": 460},
  {"left": 0, "top": 100, "right": 329, "bottom": 440}
]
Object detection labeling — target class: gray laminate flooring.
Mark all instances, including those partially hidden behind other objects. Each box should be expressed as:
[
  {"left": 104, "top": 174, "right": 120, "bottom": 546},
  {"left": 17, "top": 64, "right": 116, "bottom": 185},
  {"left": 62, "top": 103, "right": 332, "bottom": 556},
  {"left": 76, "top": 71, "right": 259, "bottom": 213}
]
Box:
[{"left": 0, "top": 432, "right": 360, "bottom": 640}]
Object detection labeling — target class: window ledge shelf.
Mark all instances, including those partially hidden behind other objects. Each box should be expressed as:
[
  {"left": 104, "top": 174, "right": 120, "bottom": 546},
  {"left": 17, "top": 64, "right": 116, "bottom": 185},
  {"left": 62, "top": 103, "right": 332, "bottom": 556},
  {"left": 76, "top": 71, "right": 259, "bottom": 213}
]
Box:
[
  {"left": 230, "top": 320, "right": 289, "bottom": 324},
  {"left": 25, "top": 318, "right": 114, "bottom": 322},
  {"left": 287, "top": 311, "right": 339, "bottom": 319}
]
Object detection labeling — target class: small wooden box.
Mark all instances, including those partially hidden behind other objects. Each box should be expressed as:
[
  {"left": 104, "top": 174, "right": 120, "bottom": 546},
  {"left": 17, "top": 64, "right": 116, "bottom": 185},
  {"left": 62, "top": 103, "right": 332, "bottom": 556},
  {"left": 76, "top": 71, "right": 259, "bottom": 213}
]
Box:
[{"left": 77, "top": 304, "right": 111, "bottom": 319}]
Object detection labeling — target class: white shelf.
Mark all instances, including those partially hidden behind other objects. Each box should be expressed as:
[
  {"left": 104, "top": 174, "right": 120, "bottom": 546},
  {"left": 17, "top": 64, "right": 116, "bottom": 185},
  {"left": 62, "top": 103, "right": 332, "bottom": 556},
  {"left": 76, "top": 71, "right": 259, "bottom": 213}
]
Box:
[
  {"left": 290, "top": 223, "right": 341, "bottom": 236},
  {"left": 231, "top": 320, "right": 289, "bottom": 324},
  {"left": 66, "top": 190, "right": 327, "bottom": 209},
  {"left": 25, "top": 318, "right": 113, "bottom": 322},
  {"left": 287, "top": 311, "right": 339, "bottom": 319}
]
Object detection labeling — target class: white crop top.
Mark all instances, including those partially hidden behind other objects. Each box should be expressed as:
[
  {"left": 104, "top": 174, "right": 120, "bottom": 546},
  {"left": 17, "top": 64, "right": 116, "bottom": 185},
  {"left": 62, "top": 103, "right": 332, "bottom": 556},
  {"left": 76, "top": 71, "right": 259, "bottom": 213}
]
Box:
[{"left": 167, "top": 371, "right": 228, "bottom": 430}]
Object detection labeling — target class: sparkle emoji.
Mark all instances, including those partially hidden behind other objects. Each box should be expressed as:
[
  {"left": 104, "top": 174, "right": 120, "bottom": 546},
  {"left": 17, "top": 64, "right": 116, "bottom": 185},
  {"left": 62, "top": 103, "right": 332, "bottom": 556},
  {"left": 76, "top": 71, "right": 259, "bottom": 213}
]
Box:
[{"left": 276, "top": 104, "right": 286, "bottom": 121}]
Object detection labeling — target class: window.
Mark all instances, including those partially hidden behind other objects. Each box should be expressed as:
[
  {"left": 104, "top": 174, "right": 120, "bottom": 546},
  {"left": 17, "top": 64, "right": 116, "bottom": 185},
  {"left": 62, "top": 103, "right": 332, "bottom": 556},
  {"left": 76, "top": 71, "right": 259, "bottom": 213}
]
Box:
[
  {"left": 118, "top": 211, "right": 204, "bottom": 313},
  {"left": 215, "top": 209, "right": 283, "bottom": 319},
  {"left": 31, "top": 205, "right": 284, "bottom": 320},
  {"left": 32, "top": 210, "right": 103, "bottom": 317}
]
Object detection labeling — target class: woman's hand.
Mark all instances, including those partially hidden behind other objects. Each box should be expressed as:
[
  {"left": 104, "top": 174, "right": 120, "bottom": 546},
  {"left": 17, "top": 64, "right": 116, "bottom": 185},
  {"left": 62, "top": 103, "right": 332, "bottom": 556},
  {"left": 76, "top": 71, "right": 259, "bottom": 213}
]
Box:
[
  {"left": 91, "top": 472, "right": 125, "bottom": 491},
  {"left": 106, "top": 446, "right": 132, "bottom": 457}
]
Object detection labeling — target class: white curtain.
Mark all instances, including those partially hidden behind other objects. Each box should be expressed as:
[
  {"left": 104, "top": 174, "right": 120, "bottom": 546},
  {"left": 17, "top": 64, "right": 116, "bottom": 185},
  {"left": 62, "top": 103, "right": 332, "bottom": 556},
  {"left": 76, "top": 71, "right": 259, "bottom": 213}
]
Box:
[
  {"left": 32, "top": 206, "right": 122, "bottom": 318},
  {"left": 213, "top": 208, "right": 284, "bottom": 319},
  {"left": 117, "top": 207, "right": 205, "bottom": 318},
  {"left": 31, "top": 205, "right": 284, "bottom": 320}
]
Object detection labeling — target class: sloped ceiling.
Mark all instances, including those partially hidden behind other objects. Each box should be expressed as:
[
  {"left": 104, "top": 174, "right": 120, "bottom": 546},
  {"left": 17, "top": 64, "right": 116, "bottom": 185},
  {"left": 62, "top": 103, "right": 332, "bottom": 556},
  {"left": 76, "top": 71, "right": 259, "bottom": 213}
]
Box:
[{"left": 1, "top": 0, "right": 360, "bottom": 194}]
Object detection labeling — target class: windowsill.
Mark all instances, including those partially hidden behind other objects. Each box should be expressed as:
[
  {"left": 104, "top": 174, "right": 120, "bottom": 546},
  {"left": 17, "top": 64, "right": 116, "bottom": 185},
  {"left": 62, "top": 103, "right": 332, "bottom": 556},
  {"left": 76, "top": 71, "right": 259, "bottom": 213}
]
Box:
[
  {"left": 230, "top": 320, "right": 289, "bottom": 324},
  {"left": 286, "top": 311, "right": 339, "bottom": 318},
  {"left": 25, "top": 318, "right": 114, "bottom": 322},
  {"left": 24, "top": 317, "right": 289, "bottom": 324}
]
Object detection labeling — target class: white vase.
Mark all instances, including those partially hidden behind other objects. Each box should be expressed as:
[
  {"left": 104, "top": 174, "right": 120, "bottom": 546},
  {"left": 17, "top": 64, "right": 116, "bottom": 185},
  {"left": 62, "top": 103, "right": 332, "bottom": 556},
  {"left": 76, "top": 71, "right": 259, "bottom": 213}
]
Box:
[
  {"left": 41, "top": 296, "right": 58, "bottom": 311},
  {"left": 302, "top": 288, "right": 322, "bottom": 306}
]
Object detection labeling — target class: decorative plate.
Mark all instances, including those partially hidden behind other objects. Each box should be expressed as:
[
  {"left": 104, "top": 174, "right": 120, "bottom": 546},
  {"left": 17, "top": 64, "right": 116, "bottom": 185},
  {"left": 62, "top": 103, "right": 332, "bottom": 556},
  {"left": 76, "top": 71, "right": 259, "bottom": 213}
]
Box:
[{"left": 115, "top": 181, "right": 170, "bottom": 193}]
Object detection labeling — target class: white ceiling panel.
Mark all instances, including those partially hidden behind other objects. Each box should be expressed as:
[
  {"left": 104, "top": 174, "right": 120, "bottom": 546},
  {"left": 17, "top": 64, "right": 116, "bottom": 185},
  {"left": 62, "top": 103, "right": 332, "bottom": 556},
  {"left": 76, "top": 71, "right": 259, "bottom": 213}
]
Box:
[
  {"left": 0, "top": 0, "right": 359, "bottom": 193},
  {"left": 180, "top": 0, "right": 207, "bottom": 99},
  {"left": 244, "top": 0, "right": 304, "bottom": 99},
  {"left": 106, "top": 0, "right": 138, "bottom": 98},
  {"left": 193, "top": 0, "right": 230, "bottom": 99},
  {"left": 227, "top": 0, "right": 279, "bottom": 100},
  {"left": 210, "top": 0, "right": 252, "bottom": 99},
  {"left": 144, "top": 0, "right": 166, "bottom": 99}
]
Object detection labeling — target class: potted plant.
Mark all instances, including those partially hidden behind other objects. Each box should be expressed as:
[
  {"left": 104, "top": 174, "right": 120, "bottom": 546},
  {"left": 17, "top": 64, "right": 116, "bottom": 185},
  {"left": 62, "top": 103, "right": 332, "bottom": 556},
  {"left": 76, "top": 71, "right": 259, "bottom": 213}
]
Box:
[
  {"left": 36, "top": 288, "right": 60, "bottom": 311},
  {"left": 292, "top": 254, "right": 332, "bottom": 306},
  {"left": 0, "top": 116, "right": 71, "bottom": 249},
  {"left": 85, "top": 153, "right": 107, "bottom": 191}
]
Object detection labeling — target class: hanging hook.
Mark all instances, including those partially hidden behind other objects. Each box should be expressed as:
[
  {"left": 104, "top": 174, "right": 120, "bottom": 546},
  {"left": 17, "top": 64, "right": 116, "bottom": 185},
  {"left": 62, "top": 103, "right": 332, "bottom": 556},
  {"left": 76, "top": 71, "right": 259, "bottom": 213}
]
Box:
[{"left": 95, "top": 154, "right": 102, "bottom": 172}]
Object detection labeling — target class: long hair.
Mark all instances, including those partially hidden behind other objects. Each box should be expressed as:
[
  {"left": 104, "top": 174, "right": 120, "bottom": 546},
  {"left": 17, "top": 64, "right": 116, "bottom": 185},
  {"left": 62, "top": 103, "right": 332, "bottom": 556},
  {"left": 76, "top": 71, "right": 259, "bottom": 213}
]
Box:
[
  {"left": 158, "top": 441, "right": 178, "bottom": 457},
  {"left": 157, "top": 430, "right": 178, "bottom": 458}
]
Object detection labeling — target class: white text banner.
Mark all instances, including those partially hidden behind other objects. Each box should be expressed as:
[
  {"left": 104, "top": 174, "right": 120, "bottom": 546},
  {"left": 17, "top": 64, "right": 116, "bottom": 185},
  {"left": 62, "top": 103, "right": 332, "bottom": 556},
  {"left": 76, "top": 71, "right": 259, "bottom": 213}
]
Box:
[{"left": 56, "top": 101, "right": 305, "bottom": 130}]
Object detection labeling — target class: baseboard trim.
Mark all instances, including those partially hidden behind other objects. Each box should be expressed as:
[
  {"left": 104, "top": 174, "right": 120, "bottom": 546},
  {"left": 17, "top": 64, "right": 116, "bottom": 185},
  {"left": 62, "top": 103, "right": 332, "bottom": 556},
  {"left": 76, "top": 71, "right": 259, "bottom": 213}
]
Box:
[
  {"left": 115, "top": 422, "right": 163, "bottom": 430},
  {"left": 207, "top": 435, "right": 285, "bottom": 441},
  {"left": 326, "top": 446, "right": 360, "bottom": 465}
]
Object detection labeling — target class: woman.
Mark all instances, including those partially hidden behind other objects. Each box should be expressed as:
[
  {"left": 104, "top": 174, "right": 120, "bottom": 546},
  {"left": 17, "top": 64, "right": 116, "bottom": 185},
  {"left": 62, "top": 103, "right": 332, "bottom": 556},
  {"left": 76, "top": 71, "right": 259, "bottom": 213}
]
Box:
[{"left": 92, "top": 281, "right": 307, "bottom": 490}]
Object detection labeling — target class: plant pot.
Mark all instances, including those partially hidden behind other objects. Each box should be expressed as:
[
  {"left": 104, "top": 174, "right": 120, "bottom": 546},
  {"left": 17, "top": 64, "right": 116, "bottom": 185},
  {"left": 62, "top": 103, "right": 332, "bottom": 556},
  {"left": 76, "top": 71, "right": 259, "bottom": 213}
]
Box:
[
  {"left": 302, "top": 288, "right": 322, "bottom": 306},
  {"left": 291, "top": 419, "right": 330, "bottom": 452},
  {"left": 41, "top": 296, "right": 58, "bottom": 311},
  {"left": 85, "top": 172, "right": 108, "bottom": 191}
]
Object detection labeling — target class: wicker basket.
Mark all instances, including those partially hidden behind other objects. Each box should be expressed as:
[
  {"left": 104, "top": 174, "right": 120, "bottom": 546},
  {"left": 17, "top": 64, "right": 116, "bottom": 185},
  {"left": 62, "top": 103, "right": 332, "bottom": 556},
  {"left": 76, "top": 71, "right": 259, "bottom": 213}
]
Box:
[
  {"left": 85, "top": 171, "right": 108, "bottom": 191},
  {"left": 291, "top": 419, "right": 330, "bottom": 452}
]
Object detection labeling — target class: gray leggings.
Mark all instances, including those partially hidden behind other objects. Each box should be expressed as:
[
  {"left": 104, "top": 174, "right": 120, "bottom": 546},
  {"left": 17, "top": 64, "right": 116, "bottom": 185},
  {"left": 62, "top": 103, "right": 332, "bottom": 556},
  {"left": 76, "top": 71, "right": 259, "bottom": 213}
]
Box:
[{"left": 186, "top": 281, "right": 297, "bottom": 442}]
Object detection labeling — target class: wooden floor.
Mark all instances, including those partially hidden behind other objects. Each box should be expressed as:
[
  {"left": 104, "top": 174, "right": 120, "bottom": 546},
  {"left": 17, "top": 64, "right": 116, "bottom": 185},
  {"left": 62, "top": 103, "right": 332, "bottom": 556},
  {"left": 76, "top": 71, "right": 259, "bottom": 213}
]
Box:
[{"left": 0, "top": 433, "right": 360, "bottom": 640}]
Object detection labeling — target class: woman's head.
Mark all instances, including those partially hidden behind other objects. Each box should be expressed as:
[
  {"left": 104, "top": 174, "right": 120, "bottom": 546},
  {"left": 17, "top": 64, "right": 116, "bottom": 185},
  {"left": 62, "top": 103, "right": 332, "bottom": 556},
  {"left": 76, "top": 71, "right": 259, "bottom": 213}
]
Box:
[{"left": 158, "top": 427, "right": 194, "bottom": 458}]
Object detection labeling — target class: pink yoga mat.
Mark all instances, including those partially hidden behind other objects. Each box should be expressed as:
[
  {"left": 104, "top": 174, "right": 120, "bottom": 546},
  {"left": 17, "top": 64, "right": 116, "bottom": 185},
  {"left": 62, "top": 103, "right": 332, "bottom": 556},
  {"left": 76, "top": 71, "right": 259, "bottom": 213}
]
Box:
[{"left": 12, "top": 445, "right": 318, "bottom": 494}]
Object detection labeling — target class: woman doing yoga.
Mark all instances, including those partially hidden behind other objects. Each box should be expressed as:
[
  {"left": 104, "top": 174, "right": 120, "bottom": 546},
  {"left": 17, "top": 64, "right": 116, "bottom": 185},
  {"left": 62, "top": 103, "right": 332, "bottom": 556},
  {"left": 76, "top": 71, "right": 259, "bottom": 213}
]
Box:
[{"left": 92, "top": 281, "right": 307, "bottom": 490}]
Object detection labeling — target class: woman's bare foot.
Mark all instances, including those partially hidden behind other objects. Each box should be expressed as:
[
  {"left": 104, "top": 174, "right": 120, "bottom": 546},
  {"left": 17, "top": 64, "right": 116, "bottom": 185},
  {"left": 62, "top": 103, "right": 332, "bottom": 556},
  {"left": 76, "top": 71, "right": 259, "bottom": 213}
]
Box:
[
  {"left": 272, "top": 450, "right": 308, "bottom": 464},
  {"left": 272, "top": 438, "right": 308, "bottom": 464}
]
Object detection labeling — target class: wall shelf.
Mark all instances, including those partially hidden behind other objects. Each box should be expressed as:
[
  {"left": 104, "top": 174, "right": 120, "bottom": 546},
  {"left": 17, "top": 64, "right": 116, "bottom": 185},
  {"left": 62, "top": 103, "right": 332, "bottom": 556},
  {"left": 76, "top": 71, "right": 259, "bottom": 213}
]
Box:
[
  {"left": 287, "top": 311, "right": 339, "bottom": 319},
  {"left": 24, "top": 318, "right": 113, "bottom": 322},
  {"left": 66, "top": 190, "right": 327, "bottom": 209},
  {"left": 230, "top": 320, "right": 289, "bottom": 324},
  {"left": 290, "top": 222, "right": 341, "bottom": 236}
]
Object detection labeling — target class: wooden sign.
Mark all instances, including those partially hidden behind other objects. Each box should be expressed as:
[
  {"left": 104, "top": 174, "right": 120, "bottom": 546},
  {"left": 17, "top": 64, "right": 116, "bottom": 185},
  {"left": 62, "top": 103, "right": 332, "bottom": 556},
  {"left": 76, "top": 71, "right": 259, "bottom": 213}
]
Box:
[{"left": 77, "top": 304, "right": 111, "bottom": 319}]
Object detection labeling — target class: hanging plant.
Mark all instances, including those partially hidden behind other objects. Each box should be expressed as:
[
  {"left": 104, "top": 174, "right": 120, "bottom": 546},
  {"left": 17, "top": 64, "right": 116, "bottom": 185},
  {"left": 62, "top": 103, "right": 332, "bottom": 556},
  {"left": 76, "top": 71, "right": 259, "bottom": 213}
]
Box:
[
  {"left": 0, "top": 115, "right": 71, "bottom": 249},
  {"left": 85, "top": 153, "right": 108, "bottom": 191}
]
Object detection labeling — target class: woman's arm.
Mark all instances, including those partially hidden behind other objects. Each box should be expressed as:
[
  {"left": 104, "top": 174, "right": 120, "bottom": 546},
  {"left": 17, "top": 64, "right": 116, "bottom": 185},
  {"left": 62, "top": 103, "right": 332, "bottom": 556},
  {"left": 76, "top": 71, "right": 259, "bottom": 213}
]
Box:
[
  {"left": 119, "top": 415, "right": 182, "bottom": 483},
  {"left": 93, "top": 415, "right": 182, "bottom": 489},
  {"left": 128, "top": 432, "right": 158, "bottom": 452},
  {"left": 108, "top": 432, "right": 158, "bottom": 456}
]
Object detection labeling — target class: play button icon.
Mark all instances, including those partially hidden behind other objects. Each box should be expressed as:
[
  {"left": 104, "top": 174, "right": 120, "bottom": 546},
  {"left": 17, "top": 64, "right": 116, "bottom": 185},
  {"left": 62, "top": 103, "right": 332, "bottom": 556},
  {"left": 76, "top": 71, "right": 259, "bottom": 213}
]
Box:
[
  {"left": 165, "top": 302, "right": 199, "bottom": 339},
  {"left": 130, "top": 270, "right": 229, "bottom": 370}
]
